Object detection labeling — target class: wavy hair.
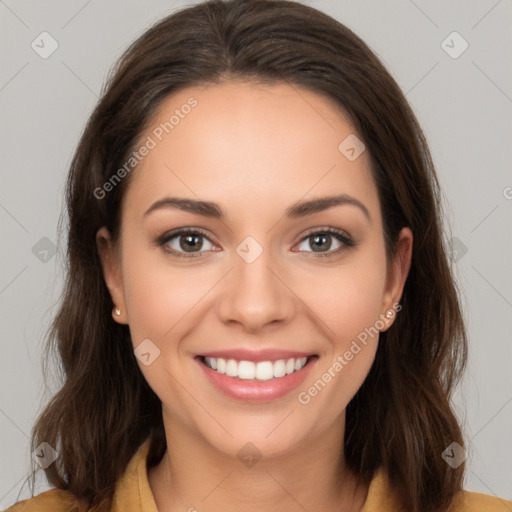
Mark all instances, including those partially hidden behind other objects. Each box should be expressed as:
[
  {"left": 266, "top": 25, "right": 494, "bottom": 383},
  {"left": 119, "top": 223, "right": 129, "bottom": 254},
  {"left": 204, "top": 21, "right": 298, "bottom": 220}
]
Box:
[{"left": 25, "top": 1, "right": 467, "bottom": 511}]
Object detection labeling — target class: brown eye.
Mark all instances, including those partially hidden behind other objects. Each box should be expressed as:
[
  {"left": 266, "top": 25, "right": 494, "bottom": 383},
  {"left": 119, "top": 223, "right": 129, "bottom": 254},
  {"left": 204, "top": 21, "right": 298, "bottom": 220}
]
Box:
[
  {"left": 158, "top": 228, "right": 216, "bottom": 258},
  {"left": 294, "top": 228, "right": 354, "bottom": 257},
  {"left": 178, "top": 233, "right": 204, "bottom": 252},
  {"left": 308, "top": 233, "right": 334, "bottom": 252}
]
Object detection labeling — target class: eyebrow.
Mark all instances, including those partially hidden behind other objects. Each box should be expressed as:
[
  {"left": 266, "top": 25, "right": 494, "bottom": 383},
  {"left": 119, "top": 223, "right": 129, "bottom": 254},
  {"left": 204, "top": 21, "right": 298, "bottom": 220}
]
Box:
[{"left": 144, "top": 194, "right": 371, "bottom": 222}]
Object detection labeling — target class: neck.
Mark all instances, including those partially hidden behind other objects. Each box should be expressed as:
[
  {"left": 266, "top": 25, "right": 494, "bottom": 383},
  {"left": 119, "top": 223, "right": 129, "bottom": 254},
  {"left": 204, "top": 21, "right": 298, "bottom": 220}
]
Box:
[{"left": 148, "top": 410, "right": 368, "bottom": 512}]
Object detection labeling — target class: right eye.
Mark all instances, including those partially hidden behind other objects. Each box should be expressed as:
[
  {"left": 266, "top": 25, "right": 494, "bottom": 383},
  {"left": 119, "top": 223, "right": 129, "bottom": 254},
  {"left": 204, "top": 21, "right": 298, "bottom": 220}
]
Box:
[{"left": 157, "top": 228, "right": 218, "bottom": 258}]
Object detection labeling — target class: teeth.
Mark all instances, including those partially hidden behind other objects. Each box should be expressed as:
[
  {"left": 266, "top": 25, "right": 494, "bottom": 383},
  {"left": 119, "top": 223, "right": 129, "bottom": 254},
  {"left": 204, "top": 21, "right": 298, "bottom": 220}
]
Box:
[
  {"left": 203, "top": 356, "right": 309, "bottom": 381},
  {"left": 226, "top": 359, "right": 238, "bottom": 377},
  {"left": 255, "top": 361, "right": 273, "bottom": 380},
  {"left": 273, "top": 359, "right": 286, "bottom": 378},
  {"left": 216, "top": 358, "right": 226, "bottom": 374},
  {"left": 238, "top": 360, "right": 255, "bottom": 380}
]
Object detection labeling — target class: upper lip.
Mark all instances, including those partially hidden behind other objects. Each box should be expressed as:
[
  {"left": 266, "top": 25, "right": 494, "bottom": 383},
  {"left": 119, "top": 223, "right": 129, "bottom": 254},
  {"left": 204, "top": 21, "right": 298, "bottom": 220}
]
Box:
[{"left": 197, "top": 349, "right": 316, "bottom": 363}]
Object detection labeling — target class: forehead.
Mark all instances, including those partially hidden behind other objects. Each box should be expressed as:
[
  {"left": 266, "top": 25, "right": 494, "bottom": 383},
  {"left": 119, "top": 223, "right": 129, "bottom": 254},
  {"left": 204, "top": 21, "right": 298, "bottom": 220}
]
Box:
[{"left": 123, "top": 80, "right": 379, "bottom": 224}]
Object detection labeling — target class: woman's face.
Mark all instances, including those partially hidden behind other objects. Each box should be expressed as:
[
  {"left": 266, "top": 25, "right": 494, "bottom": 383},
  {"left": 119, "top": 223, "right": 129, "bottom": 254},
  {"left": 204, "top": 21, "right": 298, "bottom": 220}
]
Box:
[{"left": 98, "top": 80, "right": 412, "bottom": 459}]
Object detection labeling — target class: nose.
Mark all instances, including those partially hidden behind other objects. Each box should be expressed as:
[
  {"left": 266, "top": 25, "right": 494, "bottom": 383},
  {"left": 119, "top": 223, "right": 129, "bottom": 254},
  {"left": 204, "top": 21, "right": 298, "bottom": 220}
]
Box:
[{"left": 216, "top": 242, "right": 296, "bottom": 333}]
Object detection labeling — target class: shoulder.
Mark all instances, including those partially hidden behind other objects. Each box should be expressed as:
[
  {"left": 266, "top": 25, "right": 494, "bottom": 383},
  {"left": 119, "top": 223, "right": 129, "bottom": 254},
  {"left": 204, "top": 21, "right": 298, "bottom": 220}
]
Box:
[
  {"left": 365, "top": 467, "right": 511, "bottom": 512},
  {"left": 447, "top": 489, "right": 512, "bottom": 511},
  {"left": 3, "top": 488, "right": 86, "bottom": 512},
  {"left": 3, "top": 438, "right": 154, "bottom": 512}
]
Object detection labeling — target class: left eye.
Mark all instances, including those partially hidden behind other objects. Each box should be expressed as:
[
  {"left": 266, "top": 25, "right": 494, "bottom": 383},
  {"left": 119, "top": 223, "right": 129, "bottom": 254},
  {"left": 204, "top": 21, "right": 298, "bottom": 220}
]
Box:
[{"left": 294, "top": 229, "right": 352, "bottom": 255}]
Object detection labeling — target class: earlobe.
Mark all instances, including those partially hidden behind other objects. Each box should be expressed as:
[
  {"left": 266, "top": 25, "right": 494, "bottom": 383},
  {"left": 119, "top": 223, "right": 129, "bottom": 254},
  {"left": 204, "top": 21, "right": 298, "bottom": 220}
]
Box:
[
  {"left": 380, "top": 227, "right": 413, "bottom": 331},
  {"left": 96, "top": 227, "right": 127, "bottom": 324}
]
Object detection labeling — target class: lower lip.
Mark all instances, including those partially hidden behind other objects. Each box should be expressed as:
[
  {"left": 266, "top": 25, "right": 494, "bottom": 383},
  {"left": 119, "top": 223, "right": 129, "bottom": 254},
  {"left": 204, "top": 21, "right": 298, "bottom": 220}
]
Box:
[{"left": 195, "top": 356, "right": 318, "bottom": 403}]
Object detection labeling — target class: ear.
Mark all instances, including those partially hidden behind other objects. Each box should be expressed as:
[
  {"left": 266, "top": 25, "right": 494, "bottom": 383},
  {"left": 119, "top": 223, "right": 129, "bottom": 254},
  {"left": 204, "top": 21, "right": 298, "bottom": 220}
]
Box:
[
  {"left": 96, "top": 226, "right": 128, "bottom": 324},
  {"left": 380, "top": 227, "right": 413, "bottom": 331}
]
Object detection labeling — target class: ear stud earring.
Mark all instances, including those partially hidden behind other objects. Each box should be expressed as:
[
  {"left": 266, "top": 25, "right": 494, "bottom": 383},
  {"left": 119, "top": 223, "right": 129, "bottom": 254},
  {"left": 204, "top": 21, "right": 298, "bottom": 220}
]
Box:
[
  {"left": 113, "top": 307, "right": 121, "bottom": 316},
  {"left": 385, "top": 309, "right": 394, "bottom": 318}
]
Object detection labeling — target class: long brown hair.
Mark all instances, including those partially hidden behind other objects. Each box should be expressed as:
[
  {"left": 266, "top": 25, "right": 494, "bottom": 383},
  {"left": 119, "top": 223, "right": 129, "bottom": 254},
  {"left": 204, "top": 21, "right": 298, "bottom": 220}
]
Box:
[{"left": 25, "top": 1, "right": 468, "bottom": 511}]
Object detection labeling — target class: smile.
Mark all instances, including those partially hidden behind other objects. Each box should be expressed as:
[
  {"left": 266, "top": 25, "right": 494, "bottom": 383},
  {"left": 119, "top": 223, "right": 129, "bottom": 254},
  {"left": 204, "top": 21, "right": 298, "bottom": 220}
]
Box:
[
  {"left": 202, "top": 356, "right": 309, "bottom": 380},
  {"left": 195, "top": 352, "right": 318, "bottom": 402}
]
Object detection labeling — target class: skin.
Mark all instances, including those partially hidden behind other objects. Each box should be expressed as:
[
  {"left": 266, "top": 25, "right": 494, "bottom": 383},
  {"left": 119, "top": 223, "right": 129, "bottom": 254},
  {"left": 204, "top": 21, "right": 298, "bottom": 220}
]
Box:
[{"left": 97, "top": 80, "right": 412, "bottom": 512}]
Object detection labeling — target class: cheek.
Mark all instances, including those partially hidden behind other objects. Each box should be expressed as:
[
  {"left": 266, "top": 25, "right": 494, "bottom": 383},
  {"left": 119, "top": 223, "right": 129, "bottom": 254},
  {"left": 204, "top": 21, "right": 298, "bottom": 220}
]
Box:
[
  {"left": 309, "top": 247, "right": 388, "bottom": 348},
  {"left": 119, "top": 246, "right": 216, "bottom": 409},
  {"left": 122, "top": 254, "right": 213, "bottom": 345},
  {"left": 295, "top": 247, "right": 386, "bottom": 417}
]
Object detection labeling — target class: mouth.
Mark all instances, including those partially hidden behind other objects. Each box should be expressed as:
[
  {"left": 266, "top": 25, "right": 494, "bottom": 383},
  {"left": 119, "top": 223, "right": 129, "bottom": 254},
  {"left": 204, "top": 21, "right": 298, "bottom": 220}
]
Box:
[
  {"left": 198, "top": 354, "right": 315, "bottom": 380},
  {"left": 194, "top": 352, "right": 319, "bottom": 402}
]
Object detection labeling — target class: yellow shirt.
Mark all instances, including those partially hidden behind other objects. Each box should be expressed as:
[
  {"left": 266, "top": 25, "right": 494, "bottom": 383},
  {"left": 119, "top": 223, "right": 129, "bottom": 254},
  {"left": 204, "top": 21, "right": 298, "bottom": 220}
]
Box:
[{"left": 4, "top": 438, "right": 511, "bottom": 511}]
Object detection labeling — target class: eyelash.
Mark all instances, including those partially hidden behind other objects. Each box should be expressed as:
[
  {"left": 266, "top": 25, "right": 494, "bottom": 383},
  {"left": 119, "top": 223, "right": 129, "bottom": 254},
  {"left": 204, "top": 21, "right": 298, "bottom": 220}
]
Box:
[{"left": 156, "top": 227, "right": 356, "bottom": 259}]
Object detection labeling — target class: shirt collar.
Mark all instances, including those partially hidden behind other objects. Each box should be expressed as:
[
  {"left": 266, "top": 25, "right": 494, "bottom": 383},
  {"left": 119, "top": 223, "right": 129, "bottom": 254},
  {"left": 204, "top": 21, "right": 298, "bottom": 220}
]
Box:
[{"left": 111, "top": 438, "right": 158, "bottom": 512}]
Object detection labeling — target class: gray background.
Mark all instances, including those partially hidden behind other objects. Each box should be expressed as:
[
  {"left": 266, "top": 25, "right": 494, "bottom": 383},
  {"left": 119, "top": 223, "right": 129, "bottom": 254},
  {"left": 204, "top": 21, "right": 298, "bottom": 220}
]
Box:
[{"left": 1, "top": 0, "right": 511, "bottom": 507}]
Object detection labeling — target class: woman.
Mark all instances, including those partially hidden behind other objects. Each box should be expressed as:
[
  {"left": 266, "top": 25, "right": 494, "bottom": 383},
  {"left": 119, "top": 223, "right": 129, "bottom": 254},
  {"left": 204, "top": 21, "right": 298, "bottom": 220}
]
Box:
[{"left": 6, "top": 0, "right": 510, "bottom": 511}]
